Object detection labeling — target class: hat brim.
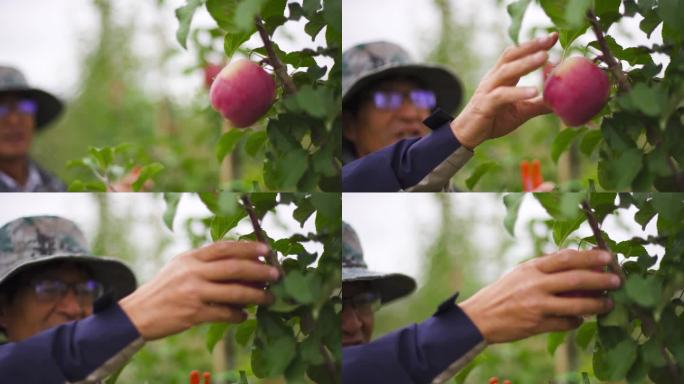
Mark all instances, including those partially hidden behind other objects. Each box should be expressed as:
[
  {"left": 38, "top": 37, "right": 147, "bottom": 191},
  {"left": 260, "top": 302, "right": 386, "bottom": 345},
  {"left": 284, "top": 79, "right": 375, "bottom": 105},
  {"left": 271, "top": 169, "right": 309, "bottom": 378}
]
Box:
[
  {"left": 0, "top": 88, "right": 63, "bottom": 130},
  {"left": 343, "top": 267, "right": 416, "bottom": 305},
  {"left": 0, "top": 254, "right": 137, "bottom": 301},
  {"left": 343, "top": 64, "right": 464, "bottom": 115}
]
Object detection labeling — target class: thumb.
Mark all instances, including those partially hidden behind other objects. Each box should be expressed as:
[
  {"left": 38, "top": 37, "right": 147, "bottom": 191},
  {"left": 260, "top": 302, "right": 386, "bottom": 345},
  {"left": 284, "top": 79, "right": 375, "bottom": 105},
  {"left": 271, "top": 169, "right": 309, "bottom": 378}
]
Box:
[{"left": 517, "top": 95, "right": 551, "bottom": 119}]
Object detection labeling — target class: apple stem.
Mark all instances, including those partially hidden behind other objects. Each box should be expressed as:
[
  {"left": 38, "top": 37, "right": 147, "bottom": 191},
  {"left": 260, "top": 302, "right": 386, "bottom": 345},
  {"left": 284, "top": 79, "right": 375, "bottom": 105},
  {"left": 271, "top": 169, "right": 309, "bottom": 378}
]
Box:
[
  {"left": 586, "top": 10, "right": 631, "bottom": 93},
  {"left": 254, "top": 17, "right": 297, "bottom": 95},
  {"left": 240, "top": 195, "right": 285, "bottom": 276}
]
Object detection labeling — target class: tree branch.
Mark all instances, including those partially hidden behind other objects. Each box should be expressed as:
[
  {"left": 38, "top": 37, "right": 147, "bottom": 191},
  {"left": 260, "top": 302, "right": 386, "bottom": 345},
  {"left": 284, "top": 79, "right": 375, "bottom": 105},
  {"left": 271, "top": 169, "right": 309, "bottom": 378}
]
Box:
[
  {"left": 240, "top": 195, "right": 284, "bottom": 276},
  {"left": 254, "top": 17, "right": 297, "bottom": 95},
  {"left": 586, "top": 10, "right": 631, "bottom": 93},
  {"left": 581, "top": 200, "right": 626, "bottom": 284}
]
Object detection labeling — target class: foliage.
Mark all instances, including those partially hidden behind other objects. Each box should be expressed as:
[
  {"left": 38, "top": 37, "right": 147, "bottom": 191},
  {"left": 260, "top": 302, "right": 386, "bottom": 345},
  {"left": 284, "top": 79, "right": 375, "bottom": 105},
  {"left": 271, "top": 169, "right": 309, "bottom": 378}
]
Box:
[
  {"left": 175, "top": 0, "right": 342, "bottom": 192},
  {"left": 500, "top": 0, "right": 684, "bottom": 192},
  {"left": 164, "top": 192, "right": 341, "bottom": 383},
  {"left": 494, "top": 192, "right": 684, "bottom": 383}
]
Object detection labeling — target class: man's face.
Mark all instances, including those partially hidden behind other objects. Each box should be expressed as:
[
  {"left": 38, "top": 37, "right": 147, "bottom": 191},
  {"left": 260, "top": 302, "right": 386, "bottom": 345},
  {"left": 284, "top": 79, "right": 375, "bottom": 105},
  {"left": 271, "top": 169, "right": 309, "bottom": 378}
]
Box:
[
  {"left": 343, "top": 78, "right": 433, "bottom": 158},
  {"left": 0, "top": 95, "right": 36, "bottom": 161},
  {"left": 0, "top": 263, "right": 96, "bottom": 342},
  {"left": 341, "top": 281, "right": 379, "bottom": 347}
]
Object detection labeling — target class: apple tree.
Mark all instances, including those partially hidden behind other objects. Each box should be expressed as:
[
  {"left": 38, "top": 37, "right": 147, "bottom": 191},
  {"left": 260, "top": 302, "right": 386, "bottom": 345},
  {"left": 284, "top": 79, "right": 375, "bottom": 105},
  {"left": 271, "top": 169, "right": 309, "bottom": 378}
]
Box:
[
  {"left": 498, "top": 192, "right": 684, "bottom": 383},
  {"left": 163, "top": 192, "right": 341, "bottom": 383},
  {"left": 175, "top": 0, "right": 341, "bottom": 192},
  {"left": 507, "top": 0, "right": 684, "bottom": 192}
]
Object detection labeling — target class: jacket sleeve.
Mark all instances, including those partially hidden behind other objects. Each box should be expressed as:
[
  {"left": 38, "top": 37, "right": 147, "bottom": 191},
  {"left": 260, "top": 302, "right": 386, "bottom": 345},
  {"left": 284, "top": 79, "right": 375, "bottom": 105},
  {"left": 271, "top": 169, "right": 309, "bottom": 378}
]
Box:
[
  {"left": 0, "top": 300, "right": 144, "bottom": 384},
  {"left": 342, "top": 110, "right": 473, "bottom": 192},
  {"left": 342, "top": 294, "right": 486, "bottom": 384}
]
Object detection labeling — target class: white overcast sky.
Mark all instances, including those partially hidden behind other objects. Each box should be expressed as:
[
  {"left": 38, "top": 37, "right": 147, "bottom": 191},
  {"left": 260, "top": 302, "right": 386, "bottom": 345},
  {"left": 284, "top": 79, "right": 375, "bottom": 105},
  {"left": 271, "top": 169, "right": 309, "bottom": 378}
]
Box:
[{"left": 343, "top": 194, "right": 660, "bottom": 287}]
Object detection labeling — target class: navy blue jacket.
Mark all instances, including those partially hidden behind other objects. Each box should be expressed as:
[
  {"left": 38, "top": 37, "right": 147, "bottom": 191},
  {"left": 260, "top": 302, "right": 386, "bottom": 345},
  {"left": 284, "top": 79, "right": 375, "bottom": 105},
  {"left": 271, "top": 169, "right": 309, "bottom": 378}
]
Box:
[
  {"left": 343, "top": 295, "right": 485, "bottom": 384},
  {"left": 342, "top": 110, "right": 468, "bottom": 192},
  {"left": 0, "top": 301, "right": 142, "bottom": 383}
]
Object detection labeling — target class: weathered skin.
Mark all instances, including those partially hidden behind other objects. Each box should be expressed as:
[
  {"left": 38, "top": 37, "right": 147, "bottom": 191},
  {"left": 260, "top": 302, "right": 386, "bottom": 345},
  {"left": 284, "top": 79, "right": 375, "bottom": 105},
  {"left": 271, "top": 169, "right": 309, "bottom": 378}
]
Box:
[
  {"left": 210, "top": 59, "right": 276, "bottom": 128},
  {"left": 543, "top": 57, "right": 610, "bottom": 127}
]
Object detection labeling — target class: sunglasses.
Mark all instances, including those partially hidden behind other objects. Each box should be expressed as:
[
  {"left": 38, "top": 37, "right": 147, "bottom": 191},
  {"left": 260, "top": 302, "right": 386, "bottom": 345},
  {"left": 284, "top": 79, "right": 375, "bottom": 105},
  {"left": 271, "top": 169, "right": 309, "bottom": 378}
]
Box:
[
  {"left": 26, "top": 278, "right": 104, "bottom": 305},
  {"left": 371, "top": 89, "right": 437, "bottom": 110},
  {"left": 342, "top": 291, "right": 382, "bottom": 315},
  {"left": 0, "top": 99, "right": 38, "bottom": 118}
]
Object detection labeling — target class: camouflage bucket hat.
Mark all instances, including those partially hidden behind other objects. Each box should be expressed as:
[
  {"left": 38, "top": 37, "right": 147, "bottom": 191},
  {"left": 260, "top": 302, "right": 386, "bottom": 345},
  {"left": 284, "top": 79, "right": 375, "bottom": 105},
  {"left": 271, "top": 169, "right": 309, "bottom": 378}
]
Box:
[
  {"left": 0, "top": 216, "right": 137, "bottom": 301},
  {"left": 343, "top": 222, "right": 416, "bottom": 305},
  {"left": 342, "top": 41, "right": 464, "bottom": 114},
  {"left": 0, "top": 66, "right": 63, "bottom": 130}
]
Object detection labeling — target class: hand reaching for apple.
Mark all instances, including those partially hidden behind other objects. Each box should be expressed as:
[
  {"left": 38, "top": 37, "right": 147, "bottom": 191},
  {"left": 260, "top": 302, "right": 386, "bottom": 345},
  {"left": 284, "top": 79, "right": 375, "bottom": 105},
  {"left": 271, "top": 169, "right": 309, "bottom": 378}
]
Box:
[
  {"left": 459, "top": 249, "right": 621, "bottom": 344},
  {"left": 449, "top": 32, "right": 559, "bottom": 149}
]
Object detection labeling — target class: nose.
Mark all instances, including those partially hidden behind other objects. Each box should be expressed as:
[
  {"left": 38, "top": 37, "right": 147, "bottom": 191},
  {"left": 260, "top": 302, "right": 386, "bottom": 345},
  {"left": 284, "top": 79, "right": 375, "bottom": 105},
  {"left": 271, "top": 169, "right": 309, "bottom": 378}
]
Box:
[
  {"left": 341, "top": 306, "right": 363, "bottom": 334},
  {"left": 393, "top": 99, "right": 429, "bottom": 137},
  {"left": 55, "top": 289, "right": 87, "bottom": 319}
]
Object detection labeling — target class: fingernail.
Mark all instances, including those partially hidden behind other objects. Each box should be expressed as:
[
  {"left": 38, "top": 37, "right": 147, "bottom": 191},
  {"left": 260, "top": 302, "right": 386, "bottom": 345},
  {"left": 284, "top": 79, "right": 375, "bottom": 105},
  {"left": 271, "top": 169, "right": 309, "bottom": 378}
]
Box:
[
  {"left": 270, "top": 267, "right": 280, "bottom": 280},
  {"left": 258, "top": 243, "right": 270, "bottom": 255},
  {"left": 611, "top": 275, "right": 621, "bottom": 287},
  {"left": 599, "top": 251, "right": 611, "bottom": 263}
]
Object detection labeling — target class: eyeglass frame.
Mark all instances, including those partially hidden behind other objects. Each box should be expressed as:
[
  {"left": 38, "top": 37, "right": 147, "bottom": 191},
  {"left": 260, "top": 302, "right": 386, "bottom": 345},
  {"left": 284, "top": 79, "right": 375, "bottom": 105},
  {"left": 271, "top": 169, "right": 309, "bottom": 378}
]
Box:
[
  {"left": 342, "top": 291, "right": 382, "bottom": 316},
  {"left": 368, "top": 89, "right": 437, "bottom": 111},
  {"left": 21, "top": 278, "right": 105, "bottom": 305},
  {"left": 0, "top": 99, "right": 38, "bottom": 119}
]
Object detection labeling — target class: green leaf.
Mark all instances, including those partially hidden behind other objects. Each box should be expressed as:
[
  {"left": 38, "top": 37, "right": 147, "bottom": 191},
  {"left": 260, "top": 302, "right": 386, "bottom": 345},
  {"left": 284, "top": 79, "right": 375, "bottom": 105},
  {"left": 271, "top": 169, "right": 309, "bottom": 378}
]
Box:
[
  {"left": 579, "top": 129, "right": 603, "bottom": 156},
  {"left": 206, "top": 0, "right": 240, "bottom": 32},
  {"left": 288, "top": 85, "right": 335, "bottom": 118},
  {"left": 539, "top": 0, "right": 589, "bottom": 47},
  {"left": 271, "top": 149, "right": 308, "bottom": 189},
  {"left": 466, "top": 162, "right": 499, "bottom": 190},
  {"left": 503, "top": 194, "right": 524, "bottom": 236},
  {"left": 564, "top": 0, "right": 592, "bottom": 28},
  {"left": 235, "top": 319, "right": 257, "bottom": 347},
  {"left": 323, "top": 0, "right": 341, "bottom": 33},
  {"left": 507, "top": 0, "right": 531, "bottom": 45},
  {"left": 658, "top": 0, "right": 684, "bottom": 40},
  {"left": 625, "top": 274, "right": 661, "bottom": 308},
  {"left": 598, "top": 300, "right": 629, "bottom": 327},
  {"left": 252, "top": 334, "right": 297, "bottom": 377},
  {"left": 311, "top": 193, "right": 341, "bottom": 233},
  {"left": 216, "top": 129, "right": 247, "bottom": 163},
  {"left": 594, "top": 0, "right": 621, "bottom": 16},
  {"left": 575, "top": 320, "right": 597, "bottom": 350},
  {"left": 233, "top": 0, "right": 267, "bottom": 31},
  {"left": 206, "top": 322, "right": 229, "bottom": 353},
  {"left": 593, "top": 337, "right": 638, "bottom": 380},
  {"left": 244, "top": 130, "right": 268, "bottom": 156},
  {"left": 162, "top": 193, "right": 182, "bottom": 231},
  {"left": 210, "top": 210, "right": 247, "bottom": 241},
  {"left": 597, "top": 149, "right": 643, "bottom": 190},
  {"left": 651, "top": 193, "right": 684, "bottom": 224},
  {"left": 302, "top": 0, "right": 321, "bottom": 17},
  {"left": 224, "top": 31, "right": 253, "bottom": 57},
  {"left": 293, "top": 198, "right": 315, "bottom": 226},
  {"left": 547, "top": 331, "right": 567, "bottom": 355},
  {"left": 553, "top": 214, "right": 585, "bottom": 246},
  {"left": 132, "top": 163, "right": 164, "bottom": 192},
  {"left": 619, "top": 83, "right": 666, "bottom": 117},
  {"left": 175, "top": 0, "right": 205, "bottom": 49},
  {"left": 551, "top": 127, "right": 587, "bottom": 163}
]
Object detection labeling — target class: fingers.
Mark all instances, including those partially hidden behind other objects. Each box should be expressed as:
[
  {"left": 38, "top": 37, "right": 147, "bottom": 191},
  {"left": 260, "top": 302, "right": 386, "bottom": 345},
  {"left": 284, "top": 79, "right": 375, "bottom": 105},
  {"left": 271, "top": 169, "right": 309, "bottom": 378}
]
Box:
[
  {"left": 536, "top": 316, "right": 583, "bottom": 333},
  {"left": 486, "top": 51, "right": 548, "bottom": 90},
  {"left": 482, "top": 86, "right": 539, "bottom": 110},
  {"left": 541, "top": 269, "right": 621, "bottom": 293},
  {"left": 193, "top": 240, "right": 270, "bottom": 262},
  {"left": 495, "top": 32, "right": 558, "bottom": 68},
  {"left": 515, "top": 95, "right": 552, "bottom": 119},
  {"left": 196, "top": 304, "right": 248, "bottom": 324},
  {"left": 201, "top": 259, "right": 280, "bottom": 283},
  {"left": 535, "top": 249, "right": 612, "bottom": 274},
  {"left": 544, "top": 295, "right": 614, "bottom": 317},
  {"left": 201, "top": 282, "right": 274, "bottom": 306}
]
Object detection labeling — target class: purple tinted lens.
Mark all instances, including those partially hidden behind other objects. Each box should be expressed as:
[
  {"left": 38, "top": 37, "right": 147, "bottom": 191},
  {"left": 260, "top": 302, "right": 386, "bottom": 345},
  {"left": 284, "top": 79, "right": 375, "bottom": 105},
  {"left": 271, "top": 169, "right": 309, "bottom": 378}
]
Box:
[
  {"left": 77, "top": 280, "right": 104, "bottom": 299},
  {"left": 373, "top": 91, "right": 403, "bottom": 109},
  {"left": 18, "top": 100, "right": 37, "bottom": 115},
  {"left": 34, "top": 280, "right": 65, "bottom": 298},
  {"left": 410, "top": 90, "right": 437, "bottom": 109}
]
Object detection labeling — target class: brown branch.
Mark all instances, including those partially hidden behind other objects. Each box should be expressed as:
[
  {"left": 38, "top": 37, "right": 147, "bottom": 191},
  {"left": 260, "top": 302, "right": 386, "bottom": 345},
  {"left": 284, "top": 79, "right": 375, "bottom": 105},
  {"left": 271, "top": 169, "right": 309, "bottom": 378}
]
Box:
[
  {"left": 581, "top": 200, "right": 626, "bottom": 284},
  {"left": 240, "top": 195, "right": 284, "bottom": 276},
  {"left": 254, "top": 17, "right": 297, "bottom": 95},
  {"left": 667, "top": 158, "right": 684, "bottom": 191},
  {"left": 586, "top": 10, "right": 631, "bottom": 93}
]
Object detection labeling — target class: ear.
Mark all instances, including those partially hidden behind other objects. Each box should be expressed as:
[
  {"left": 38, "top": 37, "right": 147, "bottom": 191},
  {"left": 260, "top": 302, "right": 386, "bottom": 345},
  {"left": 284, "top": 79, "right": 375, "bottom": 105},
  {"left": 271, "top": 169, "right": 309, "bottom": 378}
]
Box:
[{"left": 342, "top": 111, "right": 357, "bottom": 142}]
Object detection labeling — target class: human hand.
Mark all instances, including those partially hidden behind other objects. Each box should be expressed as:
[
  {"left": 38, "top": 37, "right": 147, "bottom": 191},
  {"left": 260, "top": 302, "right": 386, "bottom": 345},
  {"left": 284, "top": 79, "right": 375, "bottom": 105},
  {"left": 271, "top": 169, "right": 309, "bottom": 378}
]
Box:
[
  {"left": 119, "top": 241, "right": 280, "bottom": 341},
  {"left": 460, "top": 249, "right": 620, "bottom": 344},
  {"left": 450, "top": 33, "right": 559, "bottom": 149}
]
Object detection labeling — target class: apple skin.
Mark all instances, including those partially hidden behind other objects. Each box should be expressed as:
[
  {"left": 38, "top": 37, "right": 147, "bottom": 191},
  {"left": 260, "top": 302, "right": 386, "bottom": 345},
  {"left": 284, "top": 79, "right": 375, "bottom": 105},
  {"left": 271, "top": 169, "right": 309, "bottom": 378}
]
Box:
[
  {"left": 203, "top": 63, "right": 223, "bottom": 89},
  {"left": 543, "top": 57, "right": 610, "bottom": 127},
  {"left": 210, "top": 59, "right": 276, "bottom": 128}
]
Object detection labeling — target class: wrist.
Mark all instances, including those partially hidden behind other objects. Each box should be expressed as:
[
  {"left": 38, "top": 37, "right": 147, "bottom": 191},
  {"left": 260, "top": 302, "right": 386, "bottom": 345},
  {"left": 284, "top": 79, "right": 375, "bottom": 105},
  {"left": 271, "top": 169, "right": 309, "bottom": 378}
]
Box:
[
  {"left": 459, "top": 297, "right": 491, "bottom": 343},
  {"left": 119, "top": 291, "right": 154, "bottom": 341},
  {"left": 449, "top": 116, "right": 479, "bottom": 150}
]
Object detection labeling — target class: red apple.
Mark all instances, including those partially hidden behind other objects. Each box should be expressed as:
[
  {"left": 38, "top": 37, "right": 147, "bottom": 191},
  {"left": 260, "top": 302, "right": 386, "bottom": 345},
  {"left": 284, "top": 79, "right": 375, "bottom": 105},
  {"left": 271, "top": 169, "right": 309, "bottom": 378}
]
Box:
[
  {"left": 543, "top": 56, "right": 610, "bottom": 127},
  {"left": 210, "top": 59, "right": 276, "bottom": 128},
  {"left": 203, "top": 63, "right": 222, "bottom": 89}
]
